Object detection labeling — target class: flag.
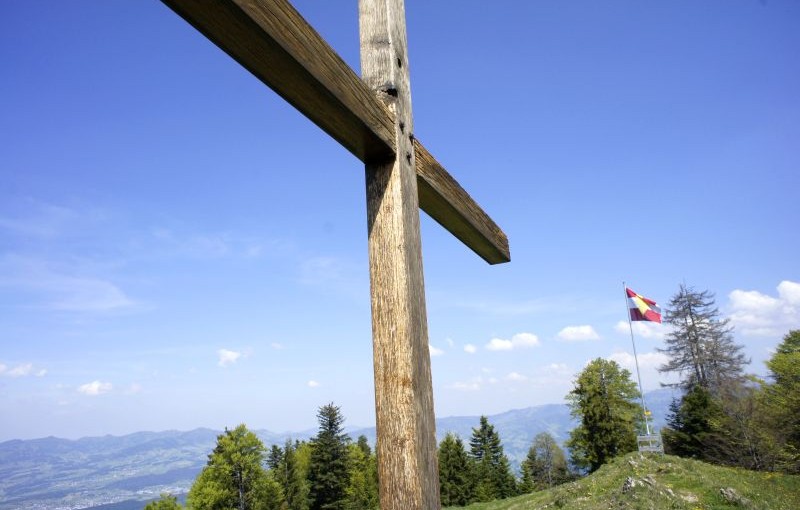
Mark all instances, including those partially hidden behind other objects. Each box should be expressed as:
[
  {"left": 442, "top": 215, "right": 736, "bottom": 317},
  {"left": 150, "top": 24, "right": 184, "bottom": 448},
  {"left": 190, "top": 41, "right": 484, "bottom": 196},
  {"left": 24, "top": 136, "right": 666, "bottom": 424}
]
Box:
[{"left": 626, "top": 287, "right": 662, "bottom": 323}]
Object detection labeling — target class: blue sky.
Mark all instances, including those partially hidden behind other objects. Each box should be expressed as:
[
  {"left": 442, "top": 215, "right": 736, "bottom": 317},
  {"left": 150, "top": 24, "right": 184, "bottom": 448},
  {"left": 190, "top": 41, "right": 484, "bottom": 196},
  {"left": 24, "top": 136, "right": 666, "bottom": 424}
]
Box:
[{"left": 1, "top": 0, "right": 798, "bottom": 441}]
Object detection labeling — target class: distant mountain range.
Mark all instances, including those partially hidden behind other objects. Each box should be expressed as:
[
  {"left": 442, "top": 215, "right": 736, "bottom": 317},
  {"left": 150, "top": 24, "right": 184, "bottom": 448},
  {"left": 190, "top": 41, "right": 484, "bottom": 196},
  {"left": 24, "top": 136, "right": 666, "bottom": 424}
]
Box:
[{"left": 0, "top": 389, "right": 674, "bottom": 510}]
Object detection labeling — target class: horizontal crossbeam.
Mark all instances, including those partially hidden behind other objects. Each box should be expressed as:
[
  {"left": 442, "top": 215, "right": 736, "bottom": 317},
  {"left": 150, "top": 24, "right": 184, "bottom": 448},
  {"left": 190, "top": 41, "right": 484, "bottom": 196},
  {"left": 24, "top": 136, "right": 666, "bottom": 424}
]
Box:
[{"left": 161, "top": 0, "right": 509, "bottom": 264}]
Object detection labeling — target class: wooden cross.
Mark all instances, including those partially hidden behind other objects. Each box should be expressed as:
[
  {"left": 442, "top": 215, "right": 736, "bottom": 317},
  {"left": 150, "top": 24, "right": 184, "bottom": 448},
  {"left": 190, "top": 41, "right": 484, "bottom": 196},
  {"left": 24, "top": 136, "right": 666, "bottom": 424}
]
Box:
[{"left": 161, "top": 1, "right": 510, "bottom": 508}]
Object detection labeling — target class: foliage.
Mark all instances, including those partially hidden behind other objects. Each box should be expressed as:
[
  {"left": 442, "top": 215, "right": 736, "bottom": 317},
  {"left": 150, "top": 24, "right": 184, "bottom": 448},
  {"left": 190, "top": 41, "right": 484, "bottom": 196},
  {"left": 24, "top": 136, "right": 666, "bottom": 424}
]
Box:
[
  {"left": 762, "top": 329, "right": 800, "bottom": 473},
  {"left": 658, "top": 284, "right": 748, "bottom": 392},
  {"left": 187, "top": 424, "right": 282, "bottom": 510},
  {"left": 565, "top": 358, "right": 642, "bottom": 472},
  {"left": 438, "top": 432, "right": 474, "bottom": 506},
  {"left": 144, "top": 493, "right": 183, "bottom": 510},
  {"left": 269, "top": 439, "right": 310, "bottom": 510},
  {"left": 519, "top": 432, "right": 569, "bottom": 492},
  {"left": 443, "top": 452, "right": 800, "bottom": 510},
  {"left": 307, "top": 403, "right": 351, "bottom": 510},
  {"left": 469, "top": 416, "right": 517, "bottom": 501},
  {"left": 663, "top": 385, "right": 722, "bottom": 460},
  {"left": 342, "top": 436, "right": 379, "bottom": 510}
]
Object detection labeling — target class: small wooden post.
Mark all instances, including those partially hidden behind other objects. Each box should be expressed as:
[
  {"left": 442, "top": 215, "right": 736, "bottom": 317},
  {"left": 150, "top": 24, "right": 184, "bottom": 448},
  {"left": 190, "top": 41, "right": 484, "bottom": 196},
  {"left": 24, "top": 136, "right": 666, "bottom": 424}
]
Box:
[{"left": 360, "top": 0, "right": 440, "bottom": 508}]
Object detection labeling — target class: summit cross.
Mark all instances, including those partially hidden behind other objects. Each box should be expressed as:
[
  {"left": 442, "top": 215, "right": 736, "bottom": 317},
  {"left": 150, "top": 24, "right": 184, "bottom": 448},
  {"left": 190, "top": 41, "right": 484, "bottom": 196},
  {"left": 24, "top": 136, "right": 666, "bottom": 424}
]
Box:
[{"left": 161, "top": 1, "right": 510, "bottom": 508}]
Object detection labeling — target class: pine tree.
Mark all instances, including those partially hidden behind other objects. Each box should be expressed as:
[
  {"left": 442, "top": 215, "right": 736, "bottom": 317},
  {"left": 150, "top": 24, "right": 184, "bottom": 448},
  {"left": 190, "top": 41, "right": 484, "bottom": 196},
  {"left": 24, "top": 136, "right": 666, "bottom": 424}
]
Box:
[
  {"left": 187, "top": 424, "right": 283, "bottom": 510},
  {"left": 468, "top": 416, "right": 516, "bottom": 501},
  {"left": 307, "top": 403, "right": 351, "bottom": 510},
  {"left": 658, "top": 285, "right": 748, "bottom": 392},
  {"left": 566, "top": 358, "right": 642, "bottom": 472},
  {"left": 438, "top": 433, "right": 473, "bottom": 506}
]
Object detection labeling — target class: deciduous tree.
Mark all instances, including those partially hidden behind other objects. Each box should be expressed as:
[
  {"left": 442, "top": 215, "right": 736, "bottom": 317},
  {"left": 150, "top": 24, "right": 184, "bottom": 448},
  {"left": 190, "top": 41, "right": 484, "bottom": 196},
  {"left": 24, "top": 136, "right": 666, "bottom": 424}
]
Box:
[
  {"left": 187, "top": 424, "right": 282, "bottom": 510},
  {"left": 566, "top": 358, "right": 642, "bottom": 472}
]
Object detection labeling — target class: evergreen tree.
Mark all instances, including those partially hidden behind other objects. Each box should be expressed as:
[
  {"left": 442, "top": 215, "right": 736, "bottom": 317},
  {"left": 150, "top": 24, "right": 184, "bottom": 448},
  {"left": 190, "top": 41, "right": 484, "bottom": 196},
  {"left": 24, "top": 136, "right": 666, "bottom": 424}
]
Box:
[
  {"left": 187, "top": 424, "right": 283, "bottom": 510},
  {"left": 438, "top": 433, "right": 473, "bottom": 506},
  {"left": 566, "top": 358, "right": 642, "bottom": 472},
  {"left": 520, "top": 432, "right": 569, "bottom": 492},
  {"left": 762, "top": 330, "right": 800, "bottom": 472},
  {"left": 663, "top": 385, "right": 722, "bottom": 459},
  {"left": 658, "top": 285, "right": 748, "bottom": 392},
  {"left": 270, "top": 439, "right": 310, "bottom": 510},
  {"left": 267, "top": 444, "right": 284, "bottom": 471},
  {"left": 468, "top": 416, "right": 516, "bottom": 501},
  {"left": 307, "top": 403, "right": 351, "bottom": 510}
]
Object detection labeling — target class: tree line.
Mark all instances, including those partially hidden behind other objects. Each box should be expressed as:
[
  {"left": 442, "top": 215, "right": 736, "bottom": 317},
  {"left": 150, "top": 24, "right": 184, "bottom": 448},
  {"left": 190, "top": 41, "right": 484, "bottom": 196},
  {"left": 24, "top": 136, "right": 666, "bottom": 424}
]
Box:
[
  {"left": 146, "top": 283, "right": 800, "bottom": 509},
  {"left": 558, "top": 284, "right": 800, "bottom": 477},
  {"left": 144, "top": 405, "right": 574, "bottom": 509}
]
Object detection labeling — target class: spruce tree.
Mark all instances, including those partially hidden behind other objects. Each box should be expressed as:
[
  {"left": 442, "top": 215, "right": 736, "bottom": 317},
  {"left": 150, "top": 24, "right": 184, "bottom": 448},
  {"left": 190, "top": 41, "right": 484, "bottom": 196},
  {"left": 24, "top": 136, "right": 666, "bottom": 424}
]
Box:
[
  {"left": 307, "top": 403, "right": 350, "bottom": 510},
  {"left": 566, "top": 358, "right": 642, "bottom": 472},
  {"left": 438, "top": 433, "right": 473, "bottom": 506},
  {"left": 663, "top": 385, "right": 722, "bottom": 459},
  {"left": 468, "top": 416, "right": 516, "bottom": 501},
  {"left": 658, "top": 284, "right": 748, "bottom": 392}
]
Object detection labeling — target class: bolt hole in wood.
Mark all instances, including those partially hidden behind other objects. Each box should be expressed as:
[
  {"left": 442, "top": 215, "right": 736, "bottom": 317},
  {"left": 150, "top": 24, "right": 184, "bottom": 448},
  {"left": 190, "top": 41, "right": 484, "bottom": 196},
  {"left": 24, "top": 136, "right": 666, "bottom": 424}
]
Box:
[
  {"left": 399, "top": 122, "right": 405, "bottom": 133},
  {"left": 385, "top": 87, "right": 398, "bottom": 97},
  {"left": 397, "top": 57, "right": 402, "bottom": 68}
]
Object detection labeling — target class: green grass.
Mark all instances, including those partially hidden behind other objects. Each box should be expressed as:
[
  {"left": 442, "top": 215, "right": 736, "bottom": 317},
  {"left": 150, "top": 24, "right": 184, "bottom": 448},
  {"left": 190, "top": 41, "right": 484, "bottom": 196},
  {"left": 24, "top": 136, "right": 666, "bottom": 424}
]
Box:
[{"left": 446, "top": 452, "right": 800, "bottom": 510}]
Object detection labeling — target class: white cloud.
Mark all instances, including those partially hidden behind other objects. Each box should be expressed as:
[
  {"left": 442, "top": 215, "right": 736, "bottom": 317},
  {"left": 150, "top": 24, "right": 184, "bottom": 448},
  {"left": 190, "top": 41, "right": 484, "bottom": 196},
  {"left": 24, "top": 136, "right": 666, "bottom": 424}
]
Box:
[
  {"left": 446, "top": 338, "right": 455, "bottom": 348},
  {"left": 271, "top": 342, "right": 284, "bottom": 350},
  {"left": 606, "top": 350, "right": 679, "bottom": 390},
  {"left": 728, "top": 280, "right": 800, "bottom": 337},
  {"left": 0, "top": 362, "right": 47, "bottom": 378},
  {"left": 506, "top": 372, "right": 528, "bottom": 382},
  {"left": 217, "top": 349, "right": 242, "bottom": 367},
  {"left": 464, "top": 344, "right": 477, "bottom": 354},
  {"left": 608, "top": 351, "right": 668, "bottom": 370},
  {"left": 614, "top": 320, "right": 664, "bottom": 340},
  {"left": 449, "top": 380, "right": 481, "bottom": 391},
  {"left": 558, "top": 325, "right": 600, "bottom": 342},
  {"left": 429, "top": 344, "right": 444, "bottom": 356},
  {"left": 78, "top": 380, "right": 112, "bottom": 396},
  {"left": 485, "top": 332, "right": 540, "bottom": 351},
  {"left": 307, "top": 380, "right": 320, "bottom": 388},
  {"left": 486, "top": 338, "right": 513, "bottom": 351}
]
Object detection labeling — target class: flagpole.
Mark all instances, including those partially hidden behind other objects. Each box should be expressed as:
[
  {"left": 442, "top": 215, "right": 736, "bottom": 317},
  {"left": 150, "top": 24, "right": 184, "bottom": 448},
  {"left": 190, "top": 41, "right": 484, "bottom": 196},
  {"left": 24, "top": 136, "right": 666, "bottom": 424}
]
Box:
[{"left": 623, "top": 281, "right": 651, "bottom": 436}]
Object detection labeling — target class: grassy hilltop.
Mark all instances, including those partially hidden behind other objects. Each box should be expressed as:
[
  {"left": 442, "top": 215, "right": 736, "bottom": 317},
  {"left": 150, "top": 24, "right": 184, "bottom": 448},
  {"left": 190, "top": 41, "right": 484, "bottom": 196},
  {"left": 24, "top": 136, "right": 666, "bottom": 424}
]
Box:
[{"left": 448, "top": 452, "right": 800, "bottom": 510}]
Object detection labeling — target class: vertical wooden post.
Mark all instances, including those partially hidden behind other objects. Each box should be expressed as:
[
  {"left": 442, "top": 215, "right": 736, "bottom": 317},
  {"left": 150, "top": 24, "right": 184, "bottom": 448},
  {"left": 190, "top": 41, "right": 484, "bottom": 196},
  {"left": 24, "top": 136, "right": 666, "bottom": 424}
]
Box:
[{"left": 360, "top": 1, "right": 440, "bottom": 509}]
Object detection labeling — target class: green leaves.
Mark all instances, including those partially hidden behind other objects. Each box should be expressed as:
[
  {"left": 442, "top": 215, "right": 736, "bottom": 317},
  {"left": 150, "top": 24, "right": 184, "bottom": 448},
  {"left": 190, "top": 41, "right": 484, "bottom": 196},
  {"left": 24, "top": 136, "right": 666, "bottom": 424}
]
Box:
[{"left": 566, "top": 358, "right": 642, "bottom": 472}]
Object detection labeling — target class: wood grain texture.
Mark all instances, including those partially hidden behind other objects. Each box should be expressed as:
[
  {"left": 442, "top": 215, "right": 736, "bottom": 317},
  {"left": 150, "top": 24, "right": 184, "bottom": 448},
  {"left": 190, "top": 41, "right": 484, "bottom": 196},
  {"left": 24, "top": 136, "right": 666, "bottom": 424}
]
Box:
[
  {"left": 161, "top": 0, "right": 396, "bottom": 163},
  {"left": 415, "top": 139, "right": 510, "bottom": 264},
  {"left": 360, "top": 0, "right": 441, "bottom": 508},
  {"left": 160, "top": 0, "right": 510, "bottom": 266}
]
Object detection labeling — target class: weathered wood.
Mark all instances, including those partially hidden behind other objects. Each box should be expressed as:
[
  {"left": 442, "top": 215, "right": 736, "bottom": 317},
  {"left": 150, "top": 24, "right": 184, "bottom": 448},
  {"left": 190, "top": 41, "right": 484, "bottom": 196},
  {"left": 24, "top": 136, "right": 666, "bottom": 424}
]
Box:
[
  {"left": 161, "top": 0, "right": 395, "bottom": 162},
  {"left": 160, "top": 0, "right": 510, "bottom": 265},
  {"left": 360, "top": 0, "right": 440, "bottom": 508},
  {"left": 415, "top": 140, "right": 510, "bottom": 264}
]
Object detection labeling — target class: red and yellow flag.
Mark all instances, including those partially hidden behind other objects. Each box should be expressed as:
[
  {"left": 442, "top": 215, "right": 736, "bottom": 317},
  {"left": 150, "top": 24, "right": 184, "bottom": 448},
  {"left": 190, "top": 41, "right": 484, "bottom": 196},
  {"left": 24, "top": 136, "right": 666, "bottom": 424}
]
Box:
[{"left": 626, "top": 287, "right": 662, "bottom": 323}]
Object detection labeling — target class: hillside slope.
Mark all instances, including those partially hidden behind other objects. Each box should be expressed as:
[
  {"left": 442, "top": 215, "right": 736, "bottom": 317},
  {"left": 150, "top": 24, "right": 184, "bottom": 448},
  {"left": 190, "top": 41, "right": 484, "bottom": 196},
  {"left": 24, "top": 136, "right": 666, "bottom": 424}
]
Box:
[{"left": 450, "top": 452, "right": 800, "bottom": 510}]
